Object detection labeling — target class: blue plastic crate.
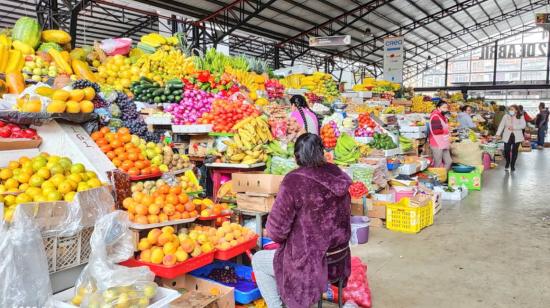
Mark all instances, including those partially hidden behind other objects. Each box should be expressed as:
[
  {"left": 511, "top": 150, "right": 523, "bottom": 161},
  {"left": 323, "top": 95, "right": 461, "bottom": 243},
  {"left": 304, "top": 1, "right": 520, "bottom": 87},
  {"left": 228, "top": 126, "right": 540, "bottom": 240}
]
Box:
[{"left": 190, "top": 261, "right": 261, "bottom": 304}]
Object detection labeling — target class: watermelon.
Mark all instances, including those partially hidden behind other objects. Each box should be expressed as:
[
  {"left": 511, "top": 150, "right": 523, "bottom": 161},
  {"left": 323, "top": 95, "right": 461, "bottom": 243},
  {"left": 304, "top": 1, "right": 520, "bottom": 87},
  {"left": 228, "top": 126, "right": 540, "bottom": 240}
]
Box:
[
  {"left": 38, "top": 42, "right": 62, "bottom": 52},
  {"left": 11, "top": 17, "right": 41, "bottom": 49}
]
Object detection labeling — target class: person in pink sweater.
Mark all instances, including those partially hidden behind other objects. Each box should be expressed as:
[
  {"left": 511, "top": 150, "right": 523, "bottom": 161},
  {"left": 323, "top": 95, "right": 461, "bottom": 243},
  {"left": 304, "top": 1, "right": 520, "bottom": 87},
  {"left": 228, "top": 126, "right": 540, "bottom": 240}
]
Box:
[{"left": 289, "top": 95, "right": 319, "bottom": 135}]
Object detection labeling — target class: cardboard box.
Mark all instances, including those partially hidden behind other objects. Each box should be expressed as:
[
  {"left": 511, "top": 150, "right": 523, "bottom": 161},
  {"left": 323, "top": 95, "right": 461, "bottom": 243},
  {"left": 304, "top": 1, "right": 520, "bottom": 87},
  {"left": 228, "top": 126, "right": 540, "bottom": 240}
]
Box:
[
  {"left": 0, "top": 148, "right": 40, "bottom": 166},
  {"left": 232, "top": 172, "right": 284, "bottom": 194},
  {"left": 367, "top": 201, "right": 386, "bottom": 219},
  {"left": 162, "top": 275, "right": 234, "bottom": 308},
  {"left": 369, "top": 217, "right": 384, "bottom": 228},
  {"left": 448, "top": 169, "right": 482, "bottom": 191},
  {"left": 0, "top": 136, "right": 42, "bottom": 150},
  {"left": 351, "top": 197, "right": 370, "bottom": 216},
  {"left": 236, "top": 193, "right": 276, "bottom": 212},
  {"left": 189, "top": 135, "right": 214, "bottom": 157}
]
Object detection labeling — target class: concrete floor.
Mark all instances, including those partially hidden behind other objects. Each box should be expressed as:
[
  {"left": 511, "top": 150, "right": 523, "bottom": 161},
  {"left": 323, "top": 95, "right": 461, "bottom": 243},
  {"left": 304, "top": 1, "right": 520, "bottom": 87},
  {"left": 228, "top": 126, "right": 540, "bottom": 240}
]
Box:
[{"left": 352, "top": 150, "right": 550, "bottom": 308}]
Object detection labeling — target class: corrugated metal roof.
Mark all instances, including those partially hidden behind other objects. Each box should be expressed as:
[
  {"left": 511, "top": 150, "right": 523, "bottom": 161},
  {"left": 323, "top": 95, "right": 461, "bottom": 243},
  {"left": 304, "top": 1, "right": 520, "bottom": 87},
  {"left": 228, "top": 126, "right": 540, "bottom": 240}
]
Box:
[{"left": 0, "top": 0, "right": 545, "bottom": 72}]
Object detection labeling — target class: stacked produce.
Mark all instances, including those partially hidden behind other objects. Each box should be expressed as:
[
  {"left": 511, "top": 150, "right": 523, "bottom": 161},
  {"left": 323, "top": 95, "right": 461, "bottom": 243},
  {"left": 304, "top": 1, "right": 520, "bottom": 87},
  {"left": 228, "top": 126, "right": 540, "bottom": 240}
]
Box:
[
  {"left": 222, "top": 116, "right": 273, "bottom": 164},
  {"left": 110, "top": 92, "right": 160, "bottom": 141},
  {"left": 197, "top": 97, "right": 261, "bottom": 132},
  {"left": 130, "top": 77, "right": 184, "bottom": 104},
  {"left": 334, "top": 133, "right": 360, "bottom": 165},
  {"left": 320, "top": 121, "right": 340, "bottom": 148},
  {"left": 399, "top": 135, "right": 413, "bottom": 152},
  {"left": 369, "top": 133, "right": 397, "bottom": 150},
  {"left": 165, "top": 89, "right": 222, "bottom": 125},
  {"left": 137, "top": 226, "right": 214, "bottom": 266},
  {"left": 305, "top": 92, "right": 323, "bottom": 105},
  {"left": 179, "top": 171, "right": 203, "bottom": 193},
  {"left": 354, "top": 113, "right": 378, "bottom": 137},
  {"left": 352, "top": 77, "right": 400, "bottom": 92},
  {"left": 0, "top": 153, "right": 102, "bottom": 221},
  {"left": 264, "top": 79, "right": 284, "bottom": 100},
  {"left": 194, "top": 198, "right": 231, "bottom": 218},
  {"left": 22, "top": 53, "right": 59, "bottom": 81},
  {"left": 265, "top": 140, "right": 297, "bottom": 175},
  {"left": 383, "top": 106, "right": 405, "bottom": 114},
  {"left": 183, "top": 70, "right": 238, "bottom": 95},
  {"left": 71, "top": 282, "right": 158, "bottom": 307},
  {"left": 36, "top": 86, "right": 95, "bottom": 113},
  {"left": 0, "top": 121, "right": 38, "bottom": 139},
  {"left": 122, "top": 183, "right": 198, "bottom": 224},
  {"left": 190, "top": 222, "right": 257, "bottom": 251},
  {"left": 280, "top": 72, "right": 339, "bottom": 103},
  {"left": 91, "top": 127, "right": 165, "bottom": 176},
  {"left": 216, "top": 181, "right": 236, "bottom": 200},
  {"left": 411, "top": 96, "right": 435, "bottom": 113},
  {"left": 349, "top": 181, "right": 369, "bottom": 198}
]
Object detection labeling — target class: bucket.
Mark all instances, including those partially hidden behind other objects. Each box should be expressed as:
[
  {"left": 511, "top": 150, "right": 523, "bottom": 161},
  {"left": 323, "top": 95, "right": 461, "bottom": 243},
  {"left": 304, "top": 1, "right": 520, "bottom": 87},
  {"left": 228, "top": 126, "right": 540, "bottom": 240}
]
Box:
[{"left": 350, "top": 216, "right": 370, "bottom": 245}]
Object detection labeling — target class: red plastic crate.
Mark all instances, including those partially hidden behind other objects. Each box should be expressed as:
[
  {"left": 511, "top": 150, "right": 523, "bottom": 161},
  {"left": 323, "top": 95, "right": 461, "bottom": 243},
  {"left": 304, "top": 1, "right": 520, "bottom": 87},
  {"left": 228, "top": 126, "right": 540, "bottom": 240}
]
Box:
[
  {"left": 121, "top": 251, "right": 215, "bottom": 279},
  {"left": 215, "top": 235, "right": 259, "bottom": 260},
  {"left": 197, "top": 212, "right": 232, "bottom": 221},
  {"left": 128, "top": 172, "right": 162, "bottom": 181}
]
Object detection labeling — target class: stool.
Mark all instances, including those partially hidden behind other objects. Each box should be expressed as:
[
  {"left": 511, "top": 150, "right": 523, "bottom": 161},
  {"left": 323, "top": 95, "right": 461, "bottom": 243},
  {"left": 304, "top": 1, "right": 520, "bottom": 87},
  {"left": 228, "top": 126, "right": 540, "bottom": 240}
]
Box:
[{"left": 318, "top": 247, "right": 350, "bottom": 308}]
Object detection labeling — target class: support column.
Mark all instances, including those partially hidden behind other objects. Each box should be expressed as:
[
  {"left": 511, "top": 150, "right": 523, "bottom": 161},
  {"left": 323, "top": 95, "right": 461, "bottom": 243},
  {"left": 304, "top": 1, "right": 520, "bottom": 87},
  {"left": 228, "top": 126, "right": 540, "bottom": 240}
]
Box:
[
  {"left": 492, "top": 40, "right": 498, "bottom": 86},
  {"left": 171, "top": 14, "right": 178, "bottom": 34},
  {"left": 274, "top": 46, "right": 280, "bottom": 69},
  {"left": 444, "top": 59, "right": 449, "bottom": 86},
  {"left": 192, "top": 25, "right": 201, "bottom": 56},
  {"left": 546, "top": 32, "right": 550, "bottom": 84}
]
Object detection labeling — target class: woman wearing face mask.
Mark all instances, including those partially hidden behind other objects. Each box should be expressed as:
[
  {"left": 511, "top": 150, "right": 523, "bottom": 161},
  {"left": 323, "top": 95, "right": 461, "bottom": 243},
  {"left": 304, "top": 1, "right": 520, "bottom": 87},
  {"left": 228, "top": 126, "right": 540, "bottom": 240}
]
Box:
[
  {"left": 496, "top": 105, "right": 526, "bottom": 172},
  {"left": 429, "top": 101, "right": 453, "bottom": 170}
]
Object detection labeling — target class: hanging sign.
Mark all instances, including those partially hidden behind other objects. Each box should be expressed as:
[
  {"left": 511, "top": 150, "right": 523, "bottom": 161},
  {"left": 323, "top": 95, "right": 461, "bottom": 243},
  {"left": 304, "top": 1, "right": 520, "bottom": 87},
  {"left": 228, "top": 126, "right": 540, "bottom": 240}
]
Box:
[
  {"left": 383, "top": 36, "right": 404, "bottom": 83},
  {"left": 308, "top": 35, "right": 351, "bottom": 47}
]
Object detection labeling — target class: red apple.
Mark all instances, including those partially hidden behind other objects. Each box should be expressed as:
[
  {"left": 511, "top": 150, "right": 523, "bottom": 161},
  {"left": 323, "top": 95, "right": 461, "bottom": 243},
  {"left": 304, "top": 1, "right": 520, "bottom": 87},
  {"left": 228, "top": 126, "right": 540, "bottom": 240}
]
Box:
[
  {"left": 10, "top": 130, "right": 25, "bottom": 138},
  {"left": 22, "top": 129, "right": 36, "bottom": 139},
  {"left": 0, "top": 127, "right": 10, "bottom": 138},
  {"left": 0, "top": 121, "right": 6, "bottom": 128}
]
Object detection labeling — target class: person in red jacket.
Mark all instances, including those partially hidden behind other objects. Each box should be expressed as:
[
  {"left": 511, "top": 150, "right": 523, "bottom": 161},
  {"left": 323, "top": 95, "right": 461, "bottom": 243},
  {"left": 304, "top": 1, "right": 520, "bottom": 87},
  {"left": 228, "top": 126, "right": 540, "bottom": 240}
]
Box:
[{"left": 429, "top": 101, "right": 452, "bottom": 170}]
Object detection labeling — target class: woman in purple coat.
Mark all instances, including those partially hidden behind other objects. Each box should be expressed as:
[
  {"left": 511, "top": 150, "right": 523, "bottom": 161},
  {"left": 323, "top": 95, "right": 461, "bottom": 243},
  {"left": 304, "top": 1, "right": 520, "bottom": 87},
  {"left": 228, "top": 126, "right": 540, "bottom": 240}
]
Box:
[{"left": 252, "top": 133, "right": 352, "bottom": 308}]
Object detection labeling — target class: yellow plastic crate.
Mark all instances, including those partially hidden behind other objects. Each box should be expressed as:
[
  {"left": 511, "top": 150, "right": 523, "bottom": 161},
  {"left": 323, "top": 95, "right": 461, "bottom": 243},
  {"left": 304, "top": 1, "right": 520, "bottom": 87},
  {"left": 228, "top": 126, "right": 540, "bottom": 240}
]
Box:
[{"left": 386, "top": 198, "right": 434, "bottom": 234}]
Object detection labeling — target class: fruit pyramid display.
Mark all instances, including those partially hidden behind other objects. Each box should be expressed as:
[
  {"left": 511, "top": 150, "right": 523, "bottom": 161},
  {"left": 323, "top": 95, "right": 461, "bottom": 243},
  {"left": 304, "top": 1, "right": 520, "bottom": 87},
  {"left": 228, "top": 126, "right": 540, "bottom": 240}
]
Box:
[
  {"left": 197, "top": 97, "right": 261, "bottom": 132},
  {"left": 222, "top": 116, "right": 273, "bottom": 164},
  {"left": 320, "top": 121, "right": 339, "bottom": 148},
  {"left": 194, "top": 222, "right": 257, "bottom": 251},
  {"left": 137, "top": 226, "right": 215, "bottom": 266},
  {"left": 0, "top": 153, "right": 103, "bottom": 221},
  {"left": 37, "top": 86, "right": 96, "bottom": 113},
  {"left": 91, "top": 127, "right": 162, "bottom": 176},
  {"left": 411, "top": 95, "right": 436, "bottom": 113},
  {"left": 122, "top": 183, "right": 198, "bottom": 224}
]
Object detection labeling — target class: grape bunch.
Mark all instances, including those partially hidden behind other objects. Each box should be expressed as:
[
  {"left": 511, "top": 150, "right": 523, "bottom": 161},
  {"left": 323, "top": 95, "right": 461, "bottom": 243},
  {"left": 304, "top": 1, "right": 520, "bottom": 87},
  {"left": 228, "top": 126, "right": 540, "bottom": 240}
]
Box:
[
  {"left": 207, "top": 266, "right": 238, "bottom": 284},
  {"left": 114, "top": 92, "right": 160, "bottom": 142},
  {"left": 72, "top": 79, "right": 101, "bottom": 93}
]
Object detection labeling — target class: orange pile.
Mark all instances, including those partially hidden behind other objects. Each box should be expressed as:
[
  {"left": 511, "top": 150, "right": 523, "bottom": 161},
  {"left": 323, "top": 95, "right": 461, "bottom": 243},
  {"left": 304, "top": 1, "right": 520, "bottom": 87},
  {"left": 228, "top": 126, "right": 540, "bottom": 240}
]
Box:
[
  {"left": 91, "top": 127, "right": 159, "bottom": 176},
  {"left": 122, "top": 184, "right": 198, "bottom": 224}
]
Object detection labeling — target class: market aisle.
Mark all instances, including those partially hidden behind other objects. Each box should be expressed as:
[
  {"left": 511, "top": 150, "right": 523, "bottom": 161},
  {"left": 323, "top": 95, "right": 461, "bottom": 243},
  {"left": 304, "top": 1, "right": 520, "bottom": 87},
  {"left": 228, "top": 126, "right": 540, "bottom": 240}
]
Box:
[{"left": 353, "top": 150, "right": 550, "bottom": 308}]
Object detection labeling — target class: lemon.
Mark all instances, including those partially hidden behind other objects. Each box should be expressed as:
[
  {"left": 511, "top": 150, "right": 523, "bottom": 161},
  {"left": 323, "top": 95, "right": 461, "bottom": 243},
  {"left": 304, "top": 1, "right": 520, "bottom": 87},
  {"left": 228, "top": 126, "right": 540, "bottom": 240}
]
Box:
[
  {"left": 0, "top": 168, "right": 13, "bottom": 180},
  {"left": 3, "top": 195, "right": 16, "bottom": 206},
  {"left": 5, "top": 178, "right": 20, "bottom": 189},
  {"left": 46, "top": 190, "right": 62, "bottom": 201},
  {"left": 64, "top": 191, "right": 76, "bottom": 202},
  {"left": 87, "top": 178, "right": 102, "bottom": 188}
]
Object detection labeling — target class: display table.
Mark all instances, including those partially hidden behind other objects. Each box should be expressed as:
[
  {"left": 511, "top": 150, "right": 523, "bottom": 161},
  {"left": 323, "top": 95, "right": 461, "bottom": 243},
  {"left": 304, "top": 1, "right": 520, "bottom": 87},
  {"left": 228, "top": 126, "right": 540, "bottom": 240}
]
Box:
[{"left": 232, "top": 208, "right": 269, "bottom": 248}]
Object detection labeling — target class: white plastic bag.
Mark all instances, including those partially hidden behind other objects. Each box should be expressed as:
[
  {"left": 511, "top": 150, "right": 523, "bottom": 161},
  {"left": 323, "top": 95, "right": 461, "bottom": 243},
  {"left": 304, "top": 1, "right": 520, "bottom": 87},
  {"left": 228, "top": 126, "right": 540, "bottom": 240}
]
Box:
[
  {"left": 0, "top": 206, "right": 52, "bottom": 307},
  {"left": 70, "top": 211, "right": 155, "bottom": 305}
]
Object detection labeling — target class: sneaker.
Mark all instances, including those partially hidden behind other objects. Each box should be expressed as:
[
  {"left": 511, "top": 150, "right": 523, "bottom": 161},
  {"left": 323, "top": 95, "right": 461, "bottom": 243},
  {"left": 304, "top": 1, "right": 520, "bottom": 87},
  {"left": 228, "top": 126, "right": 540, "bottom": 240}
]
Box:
[{"left": 511, "top": 167, "right": 516, "bottom": 172}]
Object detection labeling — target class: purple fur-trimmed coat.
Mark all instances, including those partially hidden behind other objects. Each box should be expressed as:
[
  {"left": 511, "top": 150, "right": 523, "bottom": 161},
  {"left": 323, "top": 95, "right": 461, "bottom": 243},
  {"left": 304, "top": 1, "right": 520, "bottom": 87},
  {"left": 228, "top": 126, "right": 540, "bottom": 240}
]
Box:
[{"left": 266, "top": 163, "right": 352, "bottom": 308}]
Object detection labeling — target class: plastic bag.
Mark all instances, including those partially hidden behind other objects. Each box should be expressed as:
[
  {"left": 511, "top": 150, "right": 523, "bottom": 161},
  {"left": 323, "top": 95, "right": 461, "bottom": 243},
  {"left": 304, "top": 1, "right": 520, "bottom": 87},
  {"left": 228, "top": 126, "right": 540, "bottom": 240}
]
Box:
[
  {"left": 270, "top": 156, "right": 297, "bottom": 175},
  {"left": 350, "top": 217, "right": 369, "bottom": 246},
  {"left": 343, "top": 257, "right": 372, "bottom": 308},
  {"left": 71, "top": 211, "right": 155, "bottom": 305},
  {"left": 0, "top": 206, "right": 52, "bottom": 307},
  {"left": 101, "top": 38, "right": 132, "bottom": 55}
]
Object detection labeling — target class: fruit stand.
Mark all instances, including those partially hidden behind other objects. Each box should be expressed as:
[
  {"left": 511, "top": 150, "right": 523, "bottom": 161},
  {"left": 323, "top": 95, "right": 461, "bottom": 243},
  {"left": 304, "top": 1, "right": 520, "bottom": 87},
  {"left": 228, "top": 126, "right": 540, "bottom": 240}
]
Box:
[{"left": 0, "top": 11, "right": 492, "bottom": 308}]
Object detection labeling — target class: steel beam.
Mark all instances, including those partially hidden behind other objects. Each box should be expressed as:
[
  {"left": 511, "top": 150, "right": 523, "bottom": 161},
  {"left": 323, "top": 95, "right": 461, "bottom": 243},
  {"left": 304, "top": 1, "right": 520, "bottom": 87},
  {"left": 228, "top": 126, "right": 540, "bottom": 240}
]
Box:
[
  {"left": 332, "top": 0, "right": 490, "bottom": 59},
  {"left": 69, "top": 0, "right": 92, "bottom": 48}
]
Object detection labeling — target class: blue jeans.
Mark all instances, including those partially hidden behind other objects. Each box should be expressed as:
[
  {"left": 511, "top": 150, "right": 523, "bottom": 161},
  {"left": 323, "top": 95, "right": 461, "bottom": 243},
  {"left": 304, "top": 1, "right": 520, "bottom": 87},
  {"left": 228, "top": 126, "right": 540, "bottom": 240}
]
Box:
[{"left": 537, "top": 127, "right": 546, "bottom": 146}]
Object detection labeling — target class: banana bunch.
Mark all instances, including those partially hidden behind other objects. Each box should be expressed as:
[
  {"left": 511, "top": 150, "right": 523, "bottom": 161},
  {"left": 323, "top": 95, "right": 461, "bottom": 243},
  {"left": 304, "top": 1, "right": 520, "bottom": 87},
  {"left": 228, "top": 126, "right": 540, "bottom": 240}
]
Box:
[
  {"left": 223, "top": 116, "right": 273, "bottom": 165},
  {"left": 411, "top": 96, "right": 435, "bottom": 113},
  {"left": 399, "top": 135, "right": 413, "bottom": 152},
  {"left": 383, "top": 106, "right": 405, "bottom": 114},
  {"left": 225, "top": 67, "right": 265, "bottom": 92},
  {"left": 133, "top": 46, "right": 195, "bottom": 82},
  {"left": 217, "top": 180, "right": 236, "bottom": 199}
]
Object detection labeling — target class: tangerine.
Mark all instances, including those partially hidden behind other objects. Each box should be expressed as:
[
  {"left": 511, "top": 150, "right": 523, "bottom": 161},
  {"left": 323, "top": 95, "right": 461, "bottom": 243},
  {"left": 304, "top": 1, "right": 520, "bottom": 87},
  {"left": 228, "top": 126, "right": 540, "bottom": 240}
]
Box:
[
  {"left": 100, "top": 145, "right": 112, "bottom": 153},
  {"left": 128, "top": 153, "right": 138, "bottom": 161},
  {"left": 140, "top": 167, "right": 151, "bottom": 175},
  {"left": 91, "top": 131, "right": 104, "bottom": 141},
  {"left": 184, "top": 201, "right": 195, "bottom": 212},
  {"left": 100, "top": 127, "right": 110, "bottom": 134},
  {"left": 175, "top": 203, "right": 185, "bottom": 213},
  {"left": 148, "top": 204, "right": 161, "bottom": 215},
  {"left": 138, "top": 153, "right": 146, "bottom": 161},
  {"left": 135, "top": 161, "right": 146, "bottom": 170},
  {"left": 112, "top": 158, "right": 122, "bottom": 167},
  {"left": 106, "top": 151, "right": 116, "bottom": 160},
  {"left": 135, "top": 204, "right": 148, "bottom": 216},
  {"left": 178, "top": 193, "right": 189, "bottom": 204},
  {"left": 122, "top": 197, "right": 134, "bottom": 209},
  {"left": 110, "top": 139, "right": 123, "bottom": 148},
  {"left": 121, "top": 134, "right": 132, "bottom": 143},
  {"left": 166, "top": 193, "right": 179, "bottom": 205},
  {"left": 181, "top": 211, "right": 190, "bottom": 219},
  {"left": 141, "top": 195, "right": 154, "bottom": 206},
  {"left": 159, "top": 213, "right": 168, "bottom": 222},
  {"left": 154, "top": 195, "right": 165, "bottom": 206},
  {"left": 121, "top": 160, "right": 134, "bottom": 170},
  {"left": 118, "top": 127, "right": 130, "bottom": 135},
  {"left": 169, "top": 186, "right": 182, "bottom": 195},
  {"left": 135, "top": 215, "right": 148, "bottom": 224},
  {"left": 150, "top": 166, "right": 160, "bottom": 174},
  {"left": 128, "top": 167, "right": 140, "bottom": 176},
  {"left": 148, "top": 214, "right": 159, "bottom": 224},
  {"left": 158, "top": 184, "right": 170, "bottom": 194}
]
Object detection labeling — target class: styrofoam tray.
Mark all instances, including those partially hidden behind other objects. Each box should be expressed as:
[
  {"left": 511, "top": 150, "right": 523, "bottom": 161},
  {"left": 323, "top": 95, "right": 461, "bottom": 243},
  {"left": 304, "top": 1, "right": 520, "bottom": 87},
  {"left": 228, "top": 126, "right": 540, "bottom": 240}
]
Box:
[
  {"left": 384, "top": 148, "right": 402, "bottom": 157},
  {"left": 171, "top": 124, "right": 213, "bottom": 134},
  {"left": 52, "top": 286, "right": 181, "bottom": 308},
  {"left": 401, "top": 131, "right": 427, "bottom": 139},
  {"left": 129, "top": 217, "right": 197, "bottom": 230},
  {"left": 145, "top": 116, "right": 172, "bottom": 125},
  {"left": 205, "top": 162, "right": 265, "bottom": 169}
]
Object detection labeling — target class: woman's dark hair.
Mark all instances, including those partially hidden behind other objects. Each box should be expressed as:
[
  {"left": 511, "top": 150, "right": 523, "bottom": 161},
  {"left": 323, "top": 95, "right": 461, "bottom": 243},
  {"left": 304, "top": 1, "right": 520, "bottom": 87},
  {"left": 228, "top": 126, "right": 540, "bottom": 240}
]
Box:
[
  {"left": 460, "top": 105, "right": 471, "bottom": 112},
  {"left": 509, "top": 104, "right": 522, "bottom": 119},
  {"left": 436, "top": 101, "right": 449, "bottom": 109},
  {"left": 290, "top": 94, "right": 310, "bottom": 132},
  {"left": 294, "top": 133, "right": 326, "bottom": 167}
]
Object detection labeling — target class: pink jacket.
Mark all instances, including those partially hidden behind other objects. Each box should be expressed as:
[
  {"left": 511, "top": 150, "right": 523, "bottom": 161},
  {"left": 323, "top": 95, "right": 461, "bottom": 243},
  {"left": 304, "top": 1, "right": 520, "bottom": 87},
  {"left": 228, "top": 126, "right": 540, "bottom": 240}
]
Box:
[{"left": 429, "top": 110, "right": 451, "bottom": 149}]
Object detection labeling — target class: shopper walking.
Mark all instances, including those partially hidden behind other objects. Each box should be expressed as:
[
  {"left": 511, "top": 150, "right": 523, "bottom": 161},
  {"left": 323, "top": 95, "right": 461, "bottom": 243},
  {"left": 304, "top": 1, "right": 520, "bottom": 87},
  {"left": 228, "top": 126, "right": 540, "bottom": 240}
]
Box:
[
  {"left": 289, "top": 94, "right": 319, "bottom": 135},
  {"left": 535, "top": 103, "right": 549, "bottom": 149},
  {"left": 496, "top": 105, "right": 526, "bottom": 172},
  {"left": 429, "top": 101, "right": 452, "bottom": 170},
  {"left": 457, "top": 105, "right": 476, "bottom": 130},
  {"left": 252, "top": 133, "right": 351, "bottom": 308}
]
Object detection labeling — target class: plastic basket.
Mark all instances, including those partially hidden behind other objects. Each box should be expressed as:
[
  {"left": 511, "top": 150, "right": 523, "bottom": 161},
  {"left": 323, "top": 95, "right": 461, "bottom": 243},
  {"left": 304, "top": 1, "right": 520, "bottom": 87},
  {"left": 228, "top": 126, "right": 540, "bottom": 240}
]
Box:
[
  {"left": 214, "top": 235, "right": 259, "bottom": 260},
  {"left": 386, "top": 198, "right": 433, "bottom": 234},
  {"left": 121, "top": 251, "right": 215, "bottom": 279},
  {"left": 43, "top": 227, "right": 94, "bottom": 273},
  {"left": 191, "top": 261, "right": 261, "bottom": 304}
]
